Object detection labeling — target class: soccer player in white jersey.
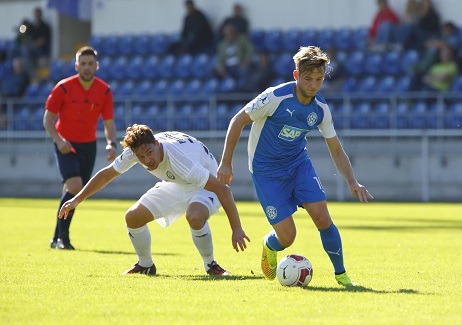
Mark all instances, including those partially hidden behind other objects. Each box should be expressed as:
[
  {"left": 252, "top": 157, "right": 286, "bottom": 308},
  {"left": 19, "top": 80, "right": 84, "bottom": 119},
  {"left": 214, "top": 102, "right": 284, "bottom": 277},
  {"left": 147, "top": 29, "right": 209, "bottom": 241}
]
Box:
[
  {"left": 59, "top": 124, "right": 250, "bottom": 276},
  {"left": 217, "top": 46, "right": 373, "bottom": 287}
]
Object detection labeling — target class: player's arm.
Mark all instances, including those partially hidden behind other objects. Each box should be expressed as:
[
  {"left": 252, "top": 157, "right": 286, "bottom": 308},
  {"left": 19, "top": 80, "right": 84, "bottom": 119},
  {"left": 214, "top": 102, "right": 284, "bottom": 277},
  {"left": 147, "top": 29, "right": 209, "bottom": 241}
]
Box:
[
  {"left": 204, "top": 174, "right": 250, "bottom": 252},
  {"left": 218, "top": 108, "right": 252, "bottom": 184},
  {"left": 59, "top": 166, "right": 120, "bottom": 219},
  {"left": 103, "top": 118, "right": 117, "bottom": 161},
  {"left": 325, "top": 136, "right": 373, "bottom": 202},
  {"left": 43, "top": 110, "right": 74, "bottom": 154}
]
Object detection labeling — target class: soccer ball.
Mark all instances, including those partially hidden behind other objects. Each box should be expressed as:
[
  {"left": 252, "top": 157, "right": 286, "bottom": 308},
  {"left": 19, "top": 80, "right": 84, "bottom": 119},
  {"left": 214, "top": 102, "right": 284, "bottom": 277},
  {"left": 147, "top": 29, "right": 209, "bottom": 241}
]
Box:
[{"left": 276, "top": 254, "right": 313, "bottom": 287}]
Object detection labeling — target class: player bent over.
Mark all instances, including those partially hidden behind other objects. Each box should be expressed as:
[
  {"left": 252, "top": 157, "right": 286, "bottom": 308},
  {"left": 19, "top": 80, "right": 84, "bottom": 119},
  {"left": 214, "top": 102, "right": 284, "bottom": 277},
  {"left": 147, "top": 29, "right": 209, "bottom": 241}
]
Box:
[
  {"left": 59, "top": 124, "right": 250, "bottom": 276},
  {"left": 218, "top": 46, "right": 373, "bottom": 287}
]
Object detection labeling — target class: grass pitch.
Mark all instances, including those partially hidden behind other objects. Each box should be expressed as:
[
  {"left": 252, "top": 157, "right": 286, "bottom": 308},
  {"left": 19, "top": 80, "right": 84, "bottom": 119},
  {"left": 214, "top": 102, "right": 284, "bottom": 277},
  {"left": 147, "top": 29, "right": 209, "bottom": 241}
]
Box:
[{"left": 0, "top": 198, "right": 461, "bottom": 324}]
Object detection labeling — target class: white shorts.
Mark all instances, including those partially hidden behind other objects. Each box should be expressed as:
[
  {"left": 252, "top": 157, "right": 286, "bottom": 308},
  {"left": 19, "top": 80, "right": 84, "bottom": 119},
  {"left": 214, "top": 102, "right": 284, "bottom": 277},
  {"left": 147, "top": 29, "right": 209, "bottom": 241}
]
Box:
[{"left": 137, "top": 181, "right": 221, "bottom": 228}]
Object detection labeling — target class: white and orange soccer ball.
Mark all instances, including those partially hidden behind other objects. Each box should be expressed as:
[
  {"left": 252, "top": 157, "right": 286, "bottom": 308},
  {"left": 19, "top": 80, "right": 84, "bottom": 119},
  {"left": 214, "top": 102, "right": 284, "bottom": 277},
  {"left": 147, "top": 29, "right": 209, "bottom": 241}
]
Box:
[{"left": 276, "top": 254, "right": 313, "bottom": 287}]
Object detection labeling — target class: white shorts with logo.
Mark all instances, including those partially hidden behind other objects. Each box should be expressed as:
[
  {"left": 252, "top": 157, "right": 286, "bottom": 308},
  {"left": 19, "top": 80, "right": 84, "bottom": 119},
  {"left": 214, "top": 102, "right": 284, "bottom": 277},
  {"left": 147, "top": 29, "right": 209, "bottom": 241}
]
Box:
[{"left": 137, "top": 181, "right": 221, "bottom": 228}]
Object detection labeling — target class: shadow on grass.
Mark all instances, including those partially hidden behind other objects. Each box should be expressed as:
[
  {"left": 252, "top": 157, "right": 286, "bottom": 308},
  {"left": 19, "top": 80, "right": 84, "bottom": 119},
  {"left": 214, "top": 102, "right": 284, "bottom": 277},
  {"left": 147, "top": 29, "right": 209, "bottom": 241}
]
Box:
[
  {"left": 305, "top": 285, "right": 421, "bottom": 294},
  {"left": 76, "top": 249, "right": 174, "bottom": 257},
  {"left": 155, "top": 274, "right": 264, "bottom": 281}
]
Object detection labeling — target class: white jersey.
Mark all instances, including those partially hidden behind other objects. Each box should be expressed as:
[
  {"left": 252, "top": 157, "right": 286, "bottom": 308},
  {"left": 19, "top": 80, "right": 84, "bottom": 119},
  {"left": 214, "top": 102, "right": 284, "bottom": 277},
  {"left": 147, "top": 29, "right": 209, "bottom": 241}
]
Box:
[{"left": 111, "top": 131, "right": 217, "bottom": 188}]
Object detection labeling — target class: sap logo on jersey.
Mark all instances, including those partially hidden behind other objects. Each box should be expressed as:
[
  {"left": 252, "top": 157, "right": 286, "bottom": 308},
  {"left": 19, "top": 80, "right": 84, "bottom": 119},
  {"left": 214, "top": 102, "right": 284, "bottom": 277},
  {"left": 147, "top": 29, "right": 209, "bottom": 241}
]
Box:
[
  {"left": 250, "top": 93, "right": 269, "bottom": 111},
  {"left": 278, "top": 125, "right": 307, "bottom": 141}
]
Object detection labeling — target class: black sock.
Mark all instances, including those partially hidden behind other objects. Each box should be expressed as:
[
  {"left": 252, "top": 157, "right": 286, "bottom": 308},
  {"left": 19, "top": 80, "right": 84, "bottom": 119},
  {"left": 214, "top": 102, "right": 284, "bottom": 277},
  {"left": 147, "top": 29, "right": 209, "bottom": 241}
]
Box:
[{"left": 53, "top": 192, "right": 75, "bottom": 242}]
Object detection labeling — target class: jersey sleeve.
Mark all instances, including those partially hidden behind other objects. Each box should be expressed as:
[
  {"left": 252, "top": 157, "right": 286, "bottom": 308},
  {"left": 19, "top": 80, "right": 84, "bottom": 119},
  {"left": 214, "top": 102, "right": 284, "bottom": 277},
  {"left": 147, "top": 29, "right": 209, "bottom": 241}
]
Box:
[
  {"left": 45, "top": 83, "right": 64, "bottom": 114},
  {"left": 317, "top": 103, "right": 337, "bottom": 139},
  {"left": 244, "top": 91, "right": 278, "bottom": 121},
  {"left": 111, "top": 148, "right": 138, "bottom": 174}
]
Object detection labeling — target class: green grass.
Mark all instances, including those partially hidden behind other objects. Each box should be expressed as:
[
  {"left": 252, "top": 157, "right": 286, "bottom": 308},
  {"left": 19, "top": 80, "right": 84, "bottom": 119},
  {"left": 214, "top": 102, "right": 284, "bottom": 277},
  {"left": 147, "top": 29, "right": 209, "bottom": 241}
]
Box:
[{"left": 1, "top": 198, "right": 461, "bottom": 324}]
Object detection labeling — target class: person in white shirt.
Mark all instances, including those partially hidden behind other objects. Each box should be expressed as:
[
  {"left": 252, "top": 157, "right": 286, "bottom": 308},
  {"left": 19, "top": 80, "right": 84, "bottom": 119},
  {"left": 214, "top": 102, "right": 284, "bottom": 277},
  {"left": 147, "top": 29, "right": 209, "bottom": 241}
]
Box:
[{"left": 59, "top": 124, "right": 250, "bottom": 276}]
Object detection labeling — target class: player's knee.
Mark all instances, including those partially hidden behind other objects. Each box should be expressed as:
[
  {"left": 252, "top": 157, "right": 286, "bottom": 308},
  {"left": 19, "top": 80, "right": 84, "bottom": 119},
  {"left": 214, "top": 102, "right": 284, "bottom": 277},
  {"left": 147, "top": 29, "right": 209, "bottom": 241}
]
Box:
[
  {"left": 278, "top": 229, "right": 296, "bottom": 247},
  {"left": 65, "top": 177, "right": 83, "bottom": 194},
  {"left": 185, "top": 213, "right": 206, "bottom": 230},
  {"left": 125, "top": 209, "right": 144, "bottom": 228}
]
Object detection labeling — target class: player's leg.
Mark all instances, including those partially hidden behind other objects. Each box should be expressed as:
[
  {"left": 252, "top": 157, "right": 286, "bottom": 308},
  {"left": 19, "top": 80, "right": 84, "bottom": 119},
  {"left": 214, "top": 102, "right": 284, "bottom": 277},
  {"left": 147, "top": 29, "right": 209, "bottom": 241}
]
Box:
[
  {"left": 187, "top": 190, "right": 229, "bottom": 275},
  {"left": 302, "top": 201, "right": 353, "bottom": 286},
  {"left": 123, "top": 202, "right": 156, "bottom": 275}
]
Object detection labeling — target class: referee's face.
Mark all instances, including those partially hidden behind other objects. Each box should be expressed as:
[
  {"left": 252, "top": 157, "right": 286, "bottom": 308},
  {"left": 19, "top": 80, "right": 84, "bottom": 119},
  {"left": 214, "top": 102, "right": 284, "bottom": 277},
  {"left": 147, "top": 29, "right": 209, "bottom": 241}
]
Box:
[{"left": 76, "top": 55, "right": 98, "bottom": 82}]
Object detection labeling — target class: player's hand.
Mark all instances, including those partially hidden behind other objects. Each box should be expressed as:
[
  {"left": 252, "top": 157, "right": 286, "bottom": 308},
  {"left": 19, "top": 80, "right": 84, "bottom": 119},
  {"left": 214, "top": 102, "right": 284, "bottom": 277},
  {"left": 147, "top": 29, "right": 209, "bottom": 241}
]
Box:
[
  {"left": 231, "top": 228, "right": 250, "bottom": 252},
  {"left": 105, "top": 145, "right": 117, "bottom": 161},
  {"left": 217, "top": 163, "right": 233, "bottom": 185},
  {"left": 59, "top": 199, "right": 79, "bottom": 219},
  {"left": 349, "top": 182, "right": 374, "bottom": 203},
  {"left": 57, "top": 139, "right": 75, "bottom": 154}
]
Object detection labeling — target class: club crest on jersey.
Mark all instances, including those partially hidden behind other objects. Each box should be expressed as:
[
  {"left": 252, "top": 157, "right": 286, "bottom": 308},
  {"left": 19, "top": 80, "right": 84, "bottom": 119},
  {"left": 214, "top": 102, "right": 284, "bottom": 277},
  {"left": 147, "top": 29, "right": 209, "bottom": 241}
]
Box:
[
  {"left": 307, "top": 112, "right": 318, "bottom": 126},
  {"left": 266, "top": 206, "right": 277, "bottom": 220},
  {"left": 278, "top": 125, "right": 307, "bottom": 141},
  {"left": 250, "top": 93, "right": 269, "bottom": 111},
  {"left": 166, "top": 171, "right": 175, "bottom": 180}
]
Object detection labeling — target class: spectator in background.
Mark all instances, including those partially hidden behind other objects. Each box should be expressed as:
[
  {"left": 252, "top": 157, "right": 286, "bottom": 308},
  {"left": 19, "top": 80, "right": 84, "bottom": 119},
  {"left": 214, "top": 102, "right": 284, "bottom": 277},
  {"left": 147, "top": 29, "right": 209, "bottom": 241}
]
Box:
[
  {"left": 21, "top": 7, "right": 51, "bottom": 80},
  {"left": 368, "top": 0, "right": 400, "bottom": 51},
  {"left": 0, "top": 58, "right": 30, "bottom": 98},
  {"left": 421, "top": 44, "right": 459, "bottom": 92},
  {"left": 214, "top": 23, "right": 254, "bottom": 91},
  {"left": 217, "top": 3, "right": 249, "bottom": 40},
  {"left": 43, "top": 46, "right": 117, "bottom": 250},
  {"left": 244, "top": 51, "right": 275, "bottom": 93},
  {"left": 170, "top": 0, "right": 214, "bottom": 55}
]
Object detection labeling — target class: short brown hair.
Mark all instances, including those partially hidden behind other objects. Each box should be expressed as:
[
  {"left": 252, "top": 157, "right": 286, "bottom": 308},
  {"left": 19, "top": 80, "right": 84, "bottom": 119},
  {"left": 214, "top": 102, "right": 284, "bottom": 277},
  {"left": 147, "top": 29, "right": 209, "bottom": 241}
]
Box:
[
  {"left": 75, "top": 46, "right": 98, "bottom": 62},
  {"left": 293, "top": 46, "right": 330, "bottom": 77},
  {"left": 121, "top": 124, "right": 156, "bottom": 150}
]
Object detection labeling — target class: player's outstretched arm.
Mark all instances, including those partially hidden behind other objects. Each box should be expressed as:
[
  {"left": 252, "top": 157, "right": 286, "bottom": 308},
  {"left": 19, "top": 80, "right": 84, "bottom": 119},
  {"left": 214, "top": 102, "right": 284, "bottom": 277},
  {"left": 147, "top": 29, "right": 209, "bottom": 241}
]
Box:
[
  {"left": 218, "top": 109, "right": 252, "bottom": 185},
  {"left": 325, "top": 136, "right": 374, "bottom": 203},
  {"left": 204, "top": 174, "right": 250, "bottom": 252},
  {"left": 59, "top": 166, "right": 120, "bottom": 219}
]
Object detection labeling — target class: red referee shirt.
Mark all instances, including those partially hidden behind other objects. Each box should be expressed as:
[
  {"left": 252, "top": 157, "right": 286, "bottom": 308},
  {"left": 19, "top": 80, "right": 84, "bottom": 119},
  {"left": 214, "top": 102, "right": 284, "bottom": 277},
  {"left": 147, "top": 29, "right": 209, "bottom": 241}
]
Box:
[{"left": 45, "top": 75, "right": 114, "bottom": 143}]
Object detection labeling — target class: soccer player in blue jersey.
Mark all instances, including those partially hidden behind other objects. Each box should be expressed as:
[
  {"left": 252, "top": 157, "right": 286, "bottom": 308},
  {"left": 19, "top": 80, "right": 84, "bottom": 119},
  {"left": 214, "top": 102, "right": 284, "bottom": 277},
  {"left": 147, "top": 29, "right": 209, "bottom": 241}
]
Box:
[{"left": 217, "top": 46, "right": 373, "bottom": 287}]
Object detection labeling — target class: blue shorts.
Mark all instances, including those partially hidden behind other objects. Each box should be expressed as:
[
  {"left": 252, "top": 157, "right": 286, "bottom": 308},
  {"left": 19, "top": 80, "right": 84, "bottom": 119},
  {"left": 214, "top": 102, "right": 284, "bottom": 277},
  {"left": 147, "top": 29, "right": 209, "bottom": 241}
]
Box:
[
  {"left": 54, "top": 141, "right": 97, "bottom": 184},
  {"left": 251, "top": 159, "right": 327, "bottom": 225}
]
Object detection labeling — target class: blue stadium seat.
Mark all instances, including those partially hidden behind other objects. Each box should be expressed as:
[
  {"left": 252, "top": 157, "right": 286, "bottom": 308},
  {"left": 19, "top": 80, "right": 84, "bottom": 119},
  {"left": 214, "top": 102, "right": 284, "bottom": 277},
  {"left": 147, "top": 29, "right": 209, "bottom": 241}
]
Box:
[
  {"left": 450, "top": 75, "right": 462, "bottom": 92},
  {"left": 157, "top": 55, "right": 176, "bottom": 78},
  {"left": 270, "top": 77, "right": 288, "bottom": 87},
  {"left": 317, "top": 28, "right": 335, "bottom": 49},
  {"left": 141, "top": 55, "right": 160, "bottom": 79},
  {"left": 344, "top": 51, "right": 366, "bottom": 76},
  {"left": 274, "top": 52, "right": 294, "bottom": 77},
  {"left": 216, "top": 103, "right": 230, "bottom": 130},
  {"left": 264, "top": 29, "right": 283, "bottom": 52},
  {"left": 401, "top": 50, "right": 419, "bottom": 74},
  {"left": 350, "top": 101, "right": 371, "bottom": 129},
  {"left": 395, "top": 102, "right": 410, "bottom": 129},
  {"left": 133, "top": 34, "right": 150, "bottom": 56},
  {"left": 133, "top": 79, "right": 152, "bottom": 96},
  {"left": 168, "top": 79, "right": 186, "bottom": 94},
  {"left": 108, "top": 56, "right": 127, "bottom": 80},
  {"left": 38, "top": 82, "right": 54, "bottom": 98},
  {"left": 371, "top": 102, "right": 391, "bottom": 128},
  {"left": 174, "top": 103, "right": 194, "bottom": 129},
  {"left": 191, "top": 103, "right": 210, "bottom": 130},
  {"left": 184, "top": 78, "right": 203, "bottom": 95},
  {"left": 143, "top": 104, "right": 167, "bottom": 130},
  {"left": 250, "top": 30, "right": 266, "bottom": 51},
  {"left": 218, "top": 77, "right": 237, "bottom": 93},
  {"left": 117, "top": 34, "right": 134, "bottom": 56},
  {"left": 341, "top": 77, "right": 359, "bottom": 92},
  {"left": 201, "top": 78, "right": 219, "bottom": 94},
  {"left": 364, "top": 52, "right": 383, "bottom": 75},
  {"left": 299, "top": 29, "right": 318, "bottom": 47},
  {"left": 352, "top": 27, "right": 368, "bottom": 50},
  {"left": 118, "top": 80, "right": 135, "bottom": 96},
  {"left": 102, "top": 35, "right": 119, "bottom": 56},
  {"left": 377, "top": 75, "right": 396, "bottom": 92},
  {"left": 331, "top": 103, "right": 348, "bottom": 129},
  {"left": 108, "top": 80, "right": 119, "bottom": 95},
  {"left": 408, "top": 101, "right": 428, "bottom": 129},
  {"left": 191, "top": 53, "right": 213, "bottom": 79},
  {"left": 357, "top": 76, "right": 377, "bottom": 92},
  {"left": 13, "top": 105, "right": 32, "bottom": 130},
  {"left": 64, "top": 59, "right": 76, "bottom": 78},
  {"left": 113, "top": 103, "right": 126, "bottom": 130},
  {"left": 95, "top": 56, "right": 111, "bottom": 80},
  {"left": 30, "top": 105, "right": 45, "bottom": 130},
  {"left": 125, "top": 55, "right": 144, "bottom": 80},
  {"left": 333, "top": 28, "right": 353, "bottom": 50},
  {"left": 152, "top": 79, "right": 169, "bottom": 95},
  {"left": 383, "top": 51, "right": 402, "bottom": 75},
  {"left": 282, "top": 28, "right": 301, "bottom": 52},
  {"left": 174, "top": 54, "right": 193, "bottom": 79},
  {"left": 25, "top": 83, "right": 38, "bottom": 98},
  {"left": 149, "top": 33, "right": 169, "bottom": 55},
  {"left": 89, "top": 35, "right": 104, "bottom": 53},
  {"left": 49, "top": 59, "right": 65, "bottom": 82},
  {"left": 395, "top": 75, "right": 412, "bottom": 92},
  {"left": 444, "top": 102, "right": 462, "bottom": 128}
]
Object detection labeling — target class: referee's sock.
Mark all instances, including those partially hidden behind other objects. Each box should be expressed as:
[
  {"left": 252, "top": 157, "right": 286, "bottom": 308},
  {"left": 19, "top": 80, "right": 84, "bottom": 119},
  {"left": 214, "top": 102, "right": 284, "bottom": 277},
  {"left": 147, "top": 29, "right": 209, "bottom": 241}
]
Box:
[{"left": 54, "top": 191, "right": 75, "bottom": 243}]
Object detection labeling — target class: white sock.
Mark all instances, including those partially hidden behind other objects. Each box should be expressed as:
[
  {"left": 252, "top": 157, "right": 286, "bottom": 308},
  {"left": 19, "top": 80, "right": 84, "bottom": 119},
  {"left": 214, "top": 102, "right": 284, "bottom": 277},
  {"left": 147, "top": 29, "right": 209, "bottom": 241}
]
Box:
[
  {"left": 190, "top": 221, "right": 214, "bottom": 270},
  {"left": 127, "top": 225, "right": 153, "bottom": 268}
]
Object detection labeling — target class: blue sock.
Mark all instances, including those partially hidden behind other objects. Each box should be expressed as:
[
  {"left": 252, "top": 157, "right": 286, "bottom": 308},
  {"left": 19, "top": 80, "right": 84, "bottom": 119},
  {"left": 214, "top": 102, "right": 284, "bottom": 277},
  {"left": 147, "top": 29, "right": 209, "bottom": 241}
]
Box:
[
  {"left": 265, "top": 230, "right": 285, "bottom": 251},
  {"left": 319, "top": 223, "right": 345, "bottom": 274}
]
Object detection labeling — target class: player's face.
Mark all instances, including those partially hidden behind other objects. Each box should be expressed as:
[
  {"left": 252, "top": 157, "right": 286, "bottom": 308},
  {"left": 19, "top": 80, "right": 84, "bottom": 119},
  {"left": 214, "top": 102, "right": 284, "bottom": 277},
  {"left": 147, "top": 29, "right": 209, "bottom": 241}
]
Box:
[
  {"left": 293, "top": 68, "right": 325, "bottom": 103},
  {"left": 76, "top": 55, "right": 98, "bottom": 82},
  {"left": 133, "top": 142, "right": 163, "bottom": 171}
]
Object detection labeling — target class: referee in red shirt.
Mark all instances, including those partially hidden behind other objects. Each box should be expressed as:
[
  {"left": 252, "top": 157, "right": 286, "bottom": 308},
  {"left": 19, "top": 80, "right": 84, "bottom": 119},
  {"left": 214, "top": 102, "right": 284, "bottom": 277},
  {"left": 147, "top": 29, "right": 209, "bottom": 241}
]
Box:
[{"left": 43, "top": 46, "right": 117, "bottom": 250}]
